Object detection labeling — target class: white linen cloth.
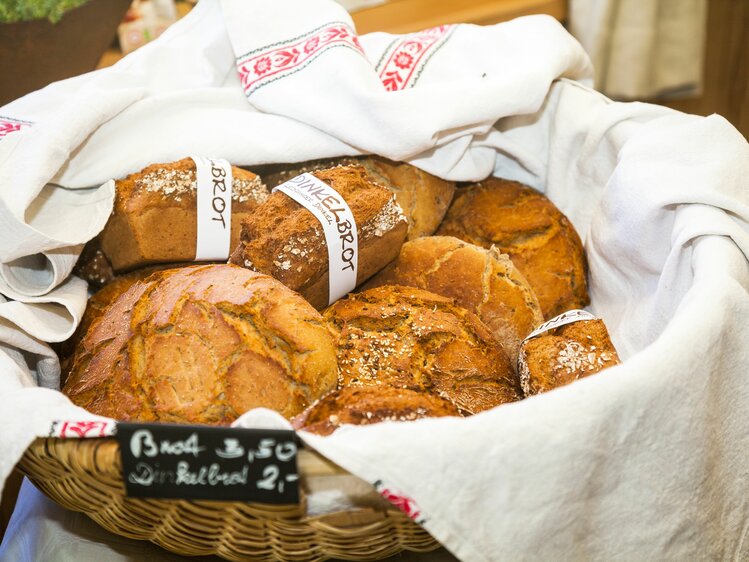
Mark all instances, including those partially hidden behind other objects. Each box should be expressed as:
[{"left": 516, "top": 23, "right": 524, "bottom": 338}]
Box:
[
  {"left": 569, "top": 0, "right": 708, "bottom": 99},
  {"left": 1, "top": 0, "right": 748, "bottom": 560}
]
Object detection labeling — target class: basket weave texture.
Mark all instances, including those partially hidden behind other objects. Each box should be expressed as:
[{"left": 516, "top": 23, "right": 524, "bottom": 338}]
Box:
[{"left": 18, "top": 438, "right": 439, "bottom": 561}]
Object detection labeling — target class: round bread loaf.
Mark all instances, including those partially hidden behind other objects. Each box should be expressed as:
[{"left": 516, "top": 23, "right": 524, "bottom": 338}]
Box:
[
  {"left": 259, "top": 156, "right": 455, "bottom": 240},
  {"left": 292, "top": 386, "right": 461, "bottom": 435},
  {"left": 518, "top": 318, "right": 620, "bottom": 396},
  {"left": 324, "top": 285, "right": 522, "bottom": 414},
  {"left": 59, "top": 265, "right": 176, "bottom": 383},
  {"left": 365, "top": 236, "right": 543, "bottom": 363},
  {"left": 63, "top": 264, "right": 338, "bottom": 424},
  {"left": 436, "top": 177, "right": 589, "bottom": 319},
  {"left": 100, "top": 158, "right": 270, "bottom": 272}
]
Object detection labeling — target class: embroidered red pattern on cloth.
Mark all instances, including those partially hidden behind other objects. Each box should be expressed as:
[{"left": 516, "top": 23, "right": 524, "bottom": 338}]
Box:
[
  {"left": 0, "top": 116, "right": 33, "bottom": 139},
  {"left": 373, "top": 479, "right": 428, "bottom": 525},
  {"left": 236, "top": 21, "right": 365, "bottom": 96},
  {"left": 377, "top": 25, "right": 456, "bottom": 91},
  {"left": 49, "top": 420, "right": 117, "bottom": 439}
]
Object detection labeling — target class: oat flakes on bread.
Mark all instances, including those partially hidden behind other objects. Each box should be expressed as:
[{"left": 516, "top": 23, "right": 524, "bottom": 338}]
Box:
[
  {"left": 99, "top": 158, "right": 269, "bottom": 272},
  {"left": 518, "top": 317, "right": 620, "bottom": 396},
  {"left": 63, "top": 264, "right": 338, "bottom": 424},
  {"left": 324, "top": 284, "right": 522, "bottom": 414},
  {"left": 365, "top": 236, "right": 543, "bottom": 363},
  {"left": 259, "top": 155, "right": 455, "bottom": 240},
  {"left": 229, "top": 164, "right": 409, "bottom": 310},
  {"left": 437, "top": 177, "right": 589, "bottom": 318},
  {"left": 292, "top": 386, "right": 461, "bottom": 435}
]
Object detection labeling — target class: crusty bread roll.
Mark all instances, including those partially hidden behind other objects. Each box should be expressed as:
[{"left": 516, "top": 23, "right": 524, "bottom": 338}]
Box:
[
  {"left": 324, "top": 285, "right": 522, "bottom": 414},
  {"left": 259, "top": 156, "right": 455, "bottom": 240},
  {"left": 229, "top": 164, "right": 409, "bottom": 310},
  {"left": 100, "top": 158, "right": 269, "bottom": 272},
  {"left": 74, "top": 237, "right": 116, "bottom": 288},
  {"left": 365, "top": 236, "right": 543, "bottom": 363},
  {"left": 292, "top": 386, "right": 461, "bottom": 435},
  {"left": 518, "top": 318, "right": 620, "bottom": 396},
  {"left": 63, "top": 264, "right": 338, "bottom": 424},
  {"left": 437, "top": 177, "right": 589, "bottom": 319}
]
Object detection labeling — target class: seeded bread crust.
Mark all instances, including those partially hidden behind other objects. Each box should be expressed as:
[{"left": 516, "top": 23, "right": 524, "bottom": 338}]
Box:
[
  {"left": 324, "top": 285, "right": 522, "bottom": 415},
  {"left": 229, "top": 164, "right": 409, "bottom": 310},
  {"left": 259, "top": 156, "right": 455, "bottom": 240},
  {"left": 100, "top": 158, "right": 269, "bottom": 272},
  {"left": 365, "top": 236, "right": 543, "bottom": 364},
  {"left": 292, "top": 386, "right": 461, "bottom": 435},
  {"left": 63, "top": 264, "right": 338, "bottom": 424},
  {"left": 437, "top": 177, "right": 589, "bottom": 319},
  {"left": 518, "top": 318, "right": 620, "bottom": 396}
]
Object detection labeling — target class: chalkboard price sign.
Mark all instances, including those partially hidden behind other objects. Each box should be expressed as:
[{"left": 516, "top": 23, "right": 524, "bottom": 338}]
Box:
[{"left": 116, "top": 422, "right": 299, "bottom": 503}]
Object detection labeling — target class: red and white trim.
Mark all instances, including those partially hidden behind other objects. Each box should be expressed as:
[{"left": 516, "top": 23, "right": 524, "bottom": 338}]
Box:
[
  {"left": 0, "top": 116, "right": 33, "bottom": 139},
  {"left": 236, "top": 21, "right": 365, "bottom": 96},
  {"left": 376, "top": 25, "right": 456, "bottom": 91},
  {"left": 49, "top": 419, "right": 117, "bottom": 439},
  {"left": 373, "top": 479, "right": 427, "bottom": 525}
]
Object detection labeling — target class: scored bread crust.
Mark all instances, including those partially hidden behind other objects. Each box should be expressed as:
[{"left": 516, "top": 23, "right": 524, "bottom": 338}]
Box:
[
  {"left": 437, "top": 177, "right": 589, "bottom": 319},
  {"left": 62, "top": 264, "right": 338, "bottom": 424},
  {"left": 324, "top": 285, "right": 522, "bottom": 415},
  {"left": 364, "top": 236, "right": 543, "bottom": 364},
  {"left": 292, "top": 386, "right": 461, "bottom": 435},
  {"left": 229, "top": 164, "right": 409, "bottom": 310},
  {"left": 100, "top": 158, "right": 270, "bottom": 272},
  {"left": 259, "top": 156, "right": 455, "bottom": 240},
  {"left": 518, "top": 319, "right": 620, "bottom": 396}
]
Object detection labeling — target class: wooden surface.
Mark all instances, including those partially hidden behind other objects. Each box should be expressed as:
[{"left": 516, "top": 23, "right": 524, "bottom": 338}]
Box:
[
  {"left": 352, "top": 0, "right": 567, "bottom": 34},
  {"left": 98, "top": 0, "right": 567, "bottom": 68},
  {"left": 662, "top": 0, "right": 749, "bottom": 139}
]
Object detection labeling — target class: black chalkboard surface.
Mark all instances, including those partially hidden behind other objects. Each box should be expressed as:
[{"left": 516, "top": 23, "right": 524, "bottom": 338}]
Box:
[{"left": 117, "top": 422, "right": 299, "bottom": 503}]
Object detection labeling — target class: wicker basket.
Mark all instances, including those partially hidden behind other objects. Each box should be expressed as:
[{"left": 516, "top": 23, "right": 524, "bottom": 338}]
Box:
[{"left": 18, "top": 438, "right": 439, "bottom": 561}]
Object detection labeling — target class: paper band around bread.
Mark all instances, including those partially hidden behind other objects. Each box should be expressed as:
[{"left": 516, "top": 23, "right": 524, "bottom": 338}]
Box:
[{"left": 273, "top": 173, "right": 358, "bottom": 305}]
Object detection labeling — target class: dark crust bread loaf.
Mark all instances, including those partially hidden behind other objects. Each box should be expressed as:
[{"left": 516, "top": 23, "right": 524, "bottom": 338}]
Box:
[
  {"left": 74, "top": 237, "right": 116, "bottom": 288},
  {"left": 324, "top": 285, "right": 522, "bottom": 415},
  {"left": 62, "top": 264, "right": 338, "bottom": 424},
  {"left": 229, "top": 164, "right": 409, "bottom": 310},
  {"left": 292, "top": 386, "right": 461, "bottom": 435},
  {"left": 259, "top": 156, "right": 455, "bottom": 240},
  {"left": 436, "top": 177, "right": 589, "bottom": 319},
  {"left": 100, "top": 158, "right": 270, "bottom": 272},
  {"left": 518, "top": 319, "right": 620, "bottom": 396},
  {"left": 365, "top": 236, "right": 543, "bottom": 363}
]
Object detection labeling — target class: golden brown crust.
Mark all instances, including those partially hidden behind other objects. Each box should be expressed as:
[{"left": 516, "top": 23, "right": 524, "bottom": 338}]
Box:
[
  {"left": 365, "top": 236, "right": 543, "bottom": 363},
  {"left": 518, "top": 319, "right": 620, "bottom": 395},
  {"left": 324, "top": 285, "right": 522, "bottom": 415},
  {"left": 436, "top": 177, "right": 589, "bottom": 318},
  {"left": 259, "top": 156, "right": 455, "bottom": 240},
  {"left": 100, "top": 158, "right": 269, "bottom": 272},
  {"left": 292, "top": 386, "right": 461, "bottom": 435},
  {"left": 229, "top": 164, "right": 409, "bottom": 309},
  {"left": 62, "top": 264, "right": 338, "bottom": 424},
  {"left": 59, "top": 265, "right": 179, "bottom": 384}
]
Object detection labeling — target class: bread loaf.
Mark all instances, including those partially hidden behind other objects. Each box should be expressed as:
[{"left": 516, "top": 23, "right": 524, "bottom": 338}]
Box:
[
  {"left": 292, "top": 386, "right": 461, "bottom": 435},
  {"left": 437, "top": 177, "right": 589, "bottom": 318},
  {"left": 324, "top": 285, "right": 522, "bottom": 414},
  {"left": 518, "top": 317, "right": 620, "bottom": 395},
  {"left": 59, "top": 265, "right": 175, "bottom": 383},
  {"left": 260, "top": 156, "right": 455, "bottom": 240},
  {"left": 229, "top": 164, "right": 409, "bottom": 309},
  {"left": 365, "top": 236, "right": 543, "bottom": 362},
  {"left": 100, "top": 158, "right": 270, "bottom": 272},
  {"left": 63, "top": 264, "right": 338, "bottom": 424}
]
